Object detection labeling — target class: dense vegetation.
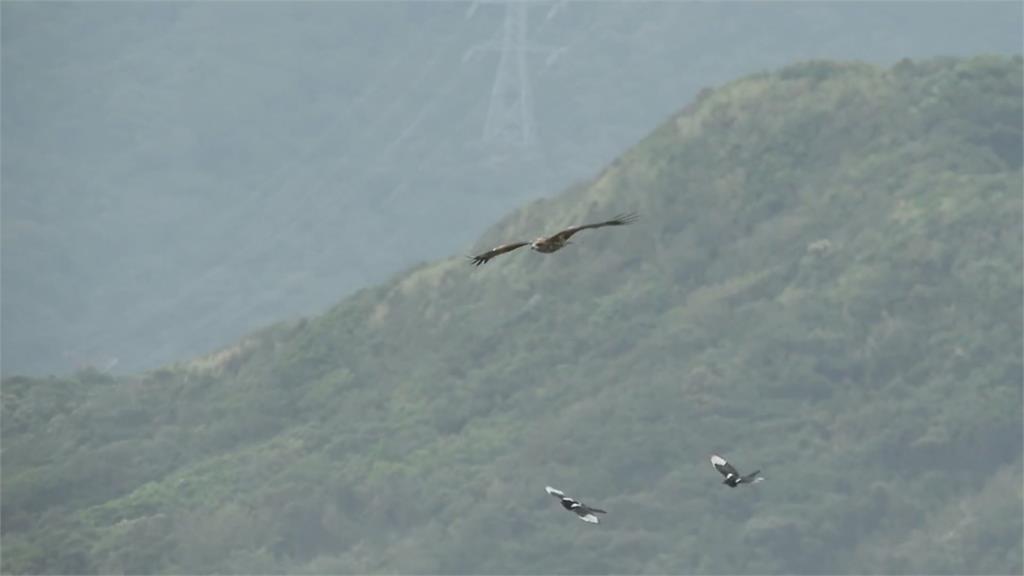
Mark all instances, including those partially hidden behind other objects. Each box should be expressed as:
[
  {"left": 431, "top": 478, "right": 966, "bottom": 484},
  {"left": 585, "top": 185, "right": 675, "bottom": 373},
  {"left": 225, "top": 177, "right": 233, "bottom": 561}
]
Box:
[
  {"left": 4, "top": 2, "right": 1022, "bottom": 377},
  {"left": 3, "top": 56, "right": 1022, "bottom": 574}
]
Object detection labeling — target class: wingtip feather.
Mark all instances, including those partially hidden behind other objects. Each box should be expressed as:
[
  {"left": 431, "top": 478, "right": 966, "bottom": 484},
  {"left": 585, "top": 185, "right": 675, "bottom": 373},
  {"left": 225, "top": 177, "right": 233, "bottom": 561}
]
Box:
[{"left": 614, "top": 212, "right": 640, "bottom": 225}]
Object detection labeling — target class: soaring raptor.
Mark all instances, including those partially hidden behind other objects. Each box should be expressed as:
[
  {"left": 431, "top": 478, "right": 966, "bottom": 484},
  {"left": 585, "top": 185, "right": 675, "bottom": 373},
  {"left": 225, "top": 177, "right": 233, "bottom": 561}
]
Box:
[
  {"left": 469, "top": 213, "right": 638, "bottom": 266},
  {"left": 545, "top": 485, "right": 607, "bottom": 524},
  {"left": 710, "top": 454, "right": 764, "bottom": 487}
]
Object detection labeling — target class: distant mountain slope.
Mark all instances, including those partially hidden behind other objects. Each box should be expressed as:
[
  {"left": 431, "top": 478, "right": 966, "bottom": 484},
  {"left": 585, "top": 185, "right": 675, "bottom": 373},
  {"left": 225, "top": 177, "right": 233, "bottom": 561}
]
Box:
[
  {"left": 3, "top": 2, "right": 1022, "bottom": 377},
  {"left": 2, "top": 56, "right": 1021, "bottom": 574}
]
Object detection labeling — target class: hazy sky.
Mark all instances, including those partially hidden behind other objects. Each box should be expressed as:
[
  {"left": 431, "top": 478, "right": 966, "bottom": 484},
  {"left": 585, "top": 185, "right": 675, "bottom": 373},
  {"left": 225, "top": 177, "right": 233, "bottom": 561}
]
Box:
[{"left": 3, "top": 1, "right": 1022, "bottom": 376}]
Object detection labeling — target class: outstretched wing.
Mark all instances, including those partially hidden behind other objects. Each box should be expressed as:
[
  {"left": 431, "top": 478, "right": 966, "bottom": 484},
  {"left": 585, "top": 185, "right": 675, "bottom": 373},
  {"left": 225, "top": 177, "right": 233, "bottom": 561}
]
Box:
[
  {"left": 469, "top": 241, "right": 530, "bottom": 266},
  {"left": 545, "top": 485, "right": 566, "bottom": 499},
  {"left": 711, "top": 454, "right": 739, "bottom": 478},
  {"left": 547, "top": 212, "right": 639, "bottom": 244},
  {"left": 572, "top": 504, "right": 603, "bottom": 524}
]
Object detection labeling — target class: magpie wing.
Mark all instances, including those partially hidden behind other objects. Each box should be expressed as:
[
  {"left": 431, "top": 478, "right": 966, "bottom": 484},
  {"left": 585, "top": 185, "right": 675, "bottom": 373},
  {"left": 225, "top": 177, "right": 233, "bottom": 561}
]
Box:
[
  {"left": 711, "top": 454, "right": 739, "bottom": 478},
  {"left": 573, "top": 506, "right": 601, "bottom": 524},
  {"left": 545, "top": 485, "right": 566, "bottom": 498}
]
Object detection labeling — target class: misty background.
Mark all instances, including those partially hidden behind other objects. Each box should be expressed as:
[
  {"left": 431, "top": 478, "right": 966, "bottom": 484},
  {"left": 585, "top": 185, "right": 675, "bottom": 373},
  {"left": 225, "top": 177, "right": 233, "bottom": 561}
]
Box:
[
  {"left": 3, "top": 1, "right": 1022, "bottom": 377},
  {"left": 2, "top": 2, "right": 1022, "bottom": 574}
]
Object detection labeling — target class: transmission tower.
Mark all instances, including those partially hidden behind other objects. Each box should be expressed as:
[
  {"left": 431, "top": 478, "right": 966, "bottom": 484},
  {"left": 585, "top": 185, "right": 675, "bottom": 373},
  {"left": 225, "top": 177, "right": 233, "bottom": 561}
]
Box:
[{"left": 465, "top": 2, "right": 562, "bottom": 153}]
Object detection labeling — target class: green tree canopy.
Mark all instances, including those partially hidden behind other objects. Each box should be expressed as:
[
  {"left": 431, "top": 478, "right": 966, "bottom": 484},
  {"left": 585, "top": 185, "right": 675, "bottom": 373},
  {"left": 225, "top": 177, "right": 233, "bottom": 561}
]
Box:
[{"left": 3, "top": 55, "right": 1022, "bottom": 574}]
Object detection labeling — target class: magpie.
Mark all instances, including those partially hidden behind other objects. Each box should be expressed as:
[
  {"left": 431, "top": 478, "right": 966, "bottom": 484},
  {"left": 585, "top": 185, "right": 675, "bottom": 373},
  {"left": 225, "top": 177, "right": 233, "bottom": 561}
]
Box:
[
  {"left": 545, "top": 485, "right": 607, "bottom": 524},
  {"left": 711, "top": 454, "right": 764, "bottom": 487}
]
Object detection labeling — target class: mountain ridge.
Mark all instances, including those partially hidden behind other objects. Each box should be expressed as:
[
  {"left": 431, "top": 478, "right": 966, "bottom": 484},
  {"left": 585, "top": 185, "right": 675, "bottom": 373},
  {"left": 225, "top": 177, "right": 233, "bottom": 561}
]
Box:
[
  {"left": 6, "top": 2, "right": 1022, "bottom": 377},
  {"left": 2, "top": 55, "right": 1022, "bottom": 574}
]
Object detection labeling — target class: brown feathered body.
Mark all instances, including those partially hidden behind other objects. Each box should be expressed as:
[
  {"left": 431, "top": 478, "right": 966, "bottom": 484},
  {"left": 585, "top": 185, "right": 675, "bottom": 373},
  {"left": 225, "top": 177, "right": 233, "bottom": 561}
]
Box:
[{"left": 529, "top": 235, "right": 570, "bottom": 253}]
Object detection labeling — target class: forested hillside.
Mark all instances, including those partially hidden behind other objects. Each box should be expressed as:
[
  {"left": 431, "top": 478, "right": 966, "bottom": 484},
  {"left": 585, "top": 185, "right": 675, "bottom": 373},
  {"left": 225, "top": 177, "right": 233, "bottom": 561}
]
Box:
[{"left": 2, "top": 56, "right": 1021, "bottom": 574}]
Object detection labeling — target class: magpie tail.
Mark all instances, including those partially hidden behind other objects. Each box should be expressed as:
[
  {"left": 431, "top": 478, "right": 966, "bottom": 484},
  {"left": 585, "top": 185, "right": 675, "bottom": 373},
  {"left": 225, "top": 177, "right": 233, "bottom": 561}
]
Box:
[{"left": 742, "top": 470, "right": 764, "bottom": 484}]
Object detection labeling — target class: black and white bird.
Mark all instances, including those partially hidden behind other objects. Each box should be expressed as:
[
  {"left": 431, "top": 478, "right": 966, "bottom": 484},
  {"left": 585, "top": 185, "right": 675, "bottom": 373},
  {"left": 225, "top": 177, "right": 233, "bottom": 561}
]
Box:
[
  {"left": 545, "top": 485, "right": 607, "bottom": 524},
  {"left": 469, "top": 213, "right": 638, "bottom": 266},
  {"left": 710, "top": 454, "right": 764, "bottom": 487}
]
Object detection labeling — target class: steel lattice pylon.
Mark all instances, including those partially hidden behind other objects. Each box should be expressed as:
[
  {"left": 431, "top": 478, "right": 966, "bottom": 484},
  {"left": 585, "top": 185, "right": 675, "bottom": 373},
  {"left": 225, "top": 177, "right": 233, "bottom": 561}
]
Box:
[{"left": 466, "top": 2, "right": 563, "bottom": 154}]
